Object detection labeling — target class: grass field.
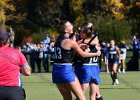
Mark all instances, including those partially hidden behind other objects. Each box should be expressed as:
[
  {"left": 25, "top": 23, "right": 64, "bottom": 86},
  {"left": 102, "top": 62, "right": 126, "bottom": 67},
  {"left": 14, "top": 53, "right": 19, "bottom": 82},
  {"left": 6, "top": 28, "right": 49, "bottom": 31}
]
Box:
[{"left": 22, "top": 71, "right": 140, "bottom": 100}]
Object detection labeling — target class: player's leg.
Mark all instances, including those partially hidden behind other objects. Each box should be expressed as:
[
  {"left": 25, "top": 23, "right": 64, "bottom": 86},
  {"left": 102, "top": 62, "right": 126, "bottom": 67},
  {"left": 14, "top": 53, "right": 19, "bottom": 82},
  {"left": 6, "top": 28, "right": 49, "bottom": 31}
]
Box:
[
  {"left": 89, "top": 83, "right": 97, "bottom": 100},
  {"left": 57, "top": 83, "right": 72, "bottom": 100},
  {"left": 68, "top": 77, "right": 86, "bottom": 100},
  {"left": 81, "top": 83, "right": 89, "bottom": 93},
  {"left": 113, "top": 64, "right": 119, "bottom": 85}
]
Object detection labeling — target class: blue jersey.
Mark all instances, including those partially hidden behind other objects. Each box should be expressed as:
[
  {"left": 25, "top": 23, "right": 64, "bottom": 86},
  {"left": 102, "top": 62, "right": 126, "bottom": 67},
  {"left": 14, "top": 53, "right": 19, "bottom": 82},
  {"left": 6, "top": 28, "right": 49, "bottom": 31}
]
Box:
[
  {"left": 53, "top": 36, "right": 74, "bottom": 63},
  {"left": 74, "top": 43, "right": 101, "bottom": 84},
  {"left": 52, "top": 36, "right": 76, "bottom": 84},
  {"left": 84, "top": 45, "right": 99, "bottom": 64},
  {"left": 108, "top": 47, "right": 118, "bottom": 63}
]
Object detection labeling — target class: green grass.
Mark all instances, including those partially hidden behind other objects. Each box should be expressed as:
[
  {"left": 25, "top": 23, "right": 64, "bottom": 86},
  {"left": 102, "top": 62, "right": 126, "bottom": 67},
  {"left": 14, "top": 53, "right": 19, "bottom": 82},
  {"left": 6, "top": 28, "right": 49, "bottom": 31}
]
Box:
[{"left": 22, "top": 71, "right": 140, "bottom": 100}]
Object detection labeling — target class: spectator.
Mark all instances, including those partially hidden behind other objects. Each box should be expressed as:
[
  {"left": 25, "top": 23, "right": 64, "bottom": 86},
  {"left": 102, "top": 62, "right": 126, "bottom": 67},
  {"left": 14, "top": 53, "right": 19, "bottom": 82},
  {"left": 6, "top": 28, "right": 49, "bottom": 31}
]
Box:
[
  {"left": 21, "top": 43, "right": 29, "bottom": 60},
  {"left": 49, "top": 37, "right": 55, "bottom": 66},
  {"left": 40, "top": 34, "right": 50, "bottom": 72},
  {"left": 38, "top": 43, "right": 44, "bottom": 71},
  {"left": 130, "top": 35, "right": 139, "bottom": 70},
  {"left": 42, "top": 44, "right": 49, "bottom": 72},
  {"left": 26, "top": 42, "right": 41, "bottom": 73},
  {"left": 0, "top": 30, "right": 31, "bottom": 100},
  {"left": 35, "top": 43, "right": 43, "bottom": 73},
  {"left": 130, "top": 35, "right": 139, "bottom": 58},
  {"left": 118, "top": 41, "right": 127, "bottom": 73},
  {"left": 41, "top": 34, "right": 50, "bottom": 45}
]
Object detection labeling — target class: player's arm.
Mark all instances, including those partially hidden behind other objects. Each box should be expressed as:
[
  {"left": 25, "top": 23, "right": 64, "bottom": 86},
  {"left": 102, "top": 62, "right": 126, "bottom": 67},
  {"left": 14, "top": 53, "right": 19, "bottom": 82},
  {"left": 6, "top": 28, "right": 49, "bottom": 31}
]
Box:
[
  {"left": 18, "top": 50, "right": 31, "bottom": 76},
  {"left": 104, "top": 48, "right": 108, "bottom": 64},
  {"left": 20, "top": 63, "right": 31, "bottom": 76},
  {"left": 116, "top": 47, "right": 120, "bottom": 62},
  {"left": 71, "top": 40, "right": 101, "bottom": 57}
]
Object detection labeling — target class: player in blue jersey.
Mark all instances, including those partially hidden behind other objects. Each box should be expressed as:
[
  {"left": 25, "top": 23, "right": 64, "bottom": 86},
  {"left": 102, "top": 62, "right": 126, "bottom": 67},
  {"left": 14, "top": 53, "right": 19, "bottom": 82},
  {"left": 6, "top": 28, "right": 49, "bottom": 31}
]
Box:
[
  {"left": 74, "top": 25, "right": 103, "bottom": 100},
  {"left": 52, "top": 20, "right": 101, "bottom": 100},
  {"left": 104, "top": 40, "right": 120, "bottom": 85}
]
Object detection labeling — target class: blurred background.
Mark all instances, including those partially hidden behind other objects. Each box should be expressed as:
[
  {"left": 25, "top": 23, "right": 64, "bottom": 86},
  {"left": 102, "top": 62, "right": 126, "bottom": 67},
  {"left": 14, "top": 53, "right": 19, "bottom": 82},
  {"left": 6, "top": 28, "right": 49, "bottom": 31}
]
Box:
[{"left": 0, "top": 0, "right": 140, "bottom": 46}]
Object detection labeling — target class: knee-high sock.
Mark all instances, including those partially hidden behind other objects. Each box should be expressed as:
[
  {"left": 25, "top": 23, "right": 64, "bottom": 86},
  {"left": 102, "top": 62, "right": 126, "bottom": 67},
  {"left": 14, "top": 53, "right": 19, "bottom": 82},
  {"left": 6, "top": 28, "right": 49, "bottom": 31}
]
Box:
[
  {"left": 114, "top": 73, "right": 117, "bottom": 80},
  {"left": 111, "top": 74, "right": 115, "bottom": 82}
]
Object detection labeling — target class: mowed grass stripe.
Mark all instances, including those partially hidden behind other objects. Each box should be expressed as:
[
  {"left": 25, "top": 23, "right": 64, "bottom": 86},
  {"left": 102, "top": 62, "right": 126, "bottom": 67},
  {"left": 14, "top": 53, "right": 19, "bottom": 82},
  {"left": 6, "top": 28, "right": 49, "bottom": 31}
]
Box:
[{"left": 22, "top": 71, "right": 140, "bottom": 100}]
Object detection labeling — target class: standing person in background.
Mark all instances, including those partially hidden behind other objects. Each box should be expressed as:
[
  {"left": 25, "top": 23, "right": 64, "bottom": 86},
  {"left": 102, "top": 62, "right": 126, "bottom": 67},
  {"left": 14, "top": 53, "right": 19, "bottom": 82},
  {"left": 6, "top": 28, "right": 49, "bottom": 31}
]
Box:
[
  {"left": 9, "top": 27, "right": 15, "bottom": 48},
  {"left": 21, "top": 42, "right": 29, "bottom": 60},
  {"left": 130, "top": 35, "right": 139, "bottom": 58},
  {"left": 52, "top": 20, "right": 101, "bottom": 100},
  {"left": 131, "top": 35, "right": 139, "bottom": 51},
  {"left": 0, "top": 30, "right": 31, "bottom": 100},
  {"left": 41, "top": 34, "right": 50, "bottom": 72},
  {"left": 118, "top": 41, "right": 127, "bottom": 73},
  {"left": 130, "top": 35, "right": 139, "bottom": 70},
  {"left": 35, "top": 43, "right": 43, "bottom": 73},
  {"left": 26, "top": 42, "right": 38, "bottom": 73},
  {"left": 104, "top": 40, "right": 120, "bottom": 85},
  {"left": 101, "top": 42, "right": 109, "bottom": 74},
  {"left": 49, "top": 37, "right": 55, "bottom": 67},
  {"left": 41, "top": 34, "right": 50, "bottom": 45},
  {"left": 42, "top": 43, "right": 50, "bottom": 72}
]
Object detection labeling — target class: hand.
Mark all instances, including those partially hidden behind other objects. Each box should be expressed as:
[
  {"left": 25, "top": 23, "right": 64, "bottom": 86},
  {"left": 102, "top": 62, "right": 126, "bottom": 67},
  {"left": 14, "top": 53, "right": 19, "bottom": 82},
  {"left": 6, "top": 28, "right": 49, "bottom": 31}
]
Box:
[
  {"left": 96, "top": 50, "right": 101, "bottom": 56},
  {"left": 85, "top": 48, "right": 90, "bottom": 52}
]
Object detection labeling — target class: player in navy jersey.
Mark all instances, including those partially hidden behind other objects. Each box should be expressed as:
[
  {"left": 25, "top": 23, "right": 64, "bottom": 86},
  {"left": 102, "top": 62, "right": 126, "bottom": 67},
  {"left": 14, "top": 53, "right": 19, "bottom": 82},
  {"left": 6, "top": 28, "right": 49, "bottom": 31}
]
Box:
[
  {"left": 52, "top": 20, "right": 101, "bottom": 100},
  {"left": 104, "top": 40, "right": 120, "bottom": 85},
  {"left": 74, "top": 26, "right": 103, "bottom": 100}
]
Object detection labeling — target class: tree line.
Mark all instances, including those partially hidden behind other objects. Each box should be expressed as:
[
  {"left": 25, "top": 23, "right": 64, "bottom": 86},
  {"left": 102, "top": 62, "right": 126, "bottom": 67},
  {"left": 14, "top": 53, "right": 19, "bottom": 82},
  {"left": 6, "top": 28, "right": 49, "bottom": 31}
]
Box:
[{"left": 0, "top": 0, "right": 140, "bottom": 46}]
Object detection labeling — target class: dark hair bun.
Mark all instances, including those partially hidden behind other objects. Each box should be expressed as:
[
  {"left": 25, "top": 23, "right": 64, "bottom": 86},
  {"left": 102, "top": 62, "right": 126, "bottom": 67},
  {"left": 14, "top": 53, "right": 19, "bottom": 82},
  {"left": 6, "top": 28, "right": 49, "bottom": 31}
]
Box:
[{"left": 0, "top": 30, "right": 10, "bottom": 40}]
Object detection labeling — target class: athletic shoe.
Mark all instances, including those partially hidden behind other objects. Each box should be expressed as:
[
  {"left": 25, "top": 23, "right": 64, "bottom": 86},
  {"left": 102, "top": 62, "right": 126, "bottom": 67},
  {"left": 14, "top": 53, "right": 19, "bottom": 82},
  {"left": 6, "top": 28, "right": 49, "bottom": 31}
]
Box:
[
  {"left": 96, "top": 96, "right": 103, "bottom": 100},
  {"left": 112, "top": 82, "right": 116, "bottom": 85},
  {"left": 107, "top": 70, "right": 110, "bottom": 74},
  {"left": 122, "top": 69, "right": 125, "bottom": 73},
  {"left": 115, "top": 79, "right": 119, "bottom": 85},
  {"left": 118, "top": 69, "right": 121, "bottom": 73}
]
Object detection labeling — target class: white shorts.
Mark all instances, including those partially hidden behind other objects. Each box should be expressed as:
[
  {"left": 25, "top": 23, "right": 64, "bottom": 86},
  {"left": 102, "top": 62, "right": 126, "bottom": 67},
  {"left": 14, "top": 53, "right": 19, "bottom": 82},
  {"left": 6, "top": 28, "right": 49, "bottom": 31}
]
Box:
[{"left": 120, "top": 54, "right": 126, "bottom": 60}]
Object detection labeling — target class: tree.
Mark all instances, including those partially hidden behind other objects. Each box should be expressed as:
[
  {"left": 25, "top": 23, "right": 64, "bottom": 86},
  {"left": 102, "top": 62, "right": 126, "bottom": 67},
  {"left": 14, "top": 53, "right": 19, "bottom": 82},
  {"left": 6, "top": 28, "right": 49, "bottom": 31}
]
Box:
[
  {"left": 0, "top": 0, "right": 28, "bottom": 29},
  {"left": 100, "top": 0, "right": 127, "bottom": 20},
  {"left": 0, "top": 0, "right": 15, "bottom": 29},
  {"left": 70, "top": 0, "right": 85, "bottom": 27},
  {"left": 123, "top": 0, "right": 140, "bottom": 33},
  {"left": 26, "top": 0, "right": 63, "bottom": 29}
]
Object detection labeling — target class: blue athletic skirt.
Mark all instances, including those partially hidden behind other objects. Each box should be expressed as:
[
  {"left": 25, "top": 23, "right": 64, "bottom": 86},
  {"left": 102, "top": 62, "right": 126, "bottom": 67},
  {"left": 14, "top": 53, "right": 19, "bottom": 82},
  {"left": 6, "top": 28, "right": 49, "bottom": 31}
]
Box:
[
  {"left": 52, "top": 63, "right": 76, "bottom": 84},
  {"left": 108, "top": 60, "right": 118, "bottom": 65},
  {"left": 75, "top": 63, "right": 100, "bottom": 84}
]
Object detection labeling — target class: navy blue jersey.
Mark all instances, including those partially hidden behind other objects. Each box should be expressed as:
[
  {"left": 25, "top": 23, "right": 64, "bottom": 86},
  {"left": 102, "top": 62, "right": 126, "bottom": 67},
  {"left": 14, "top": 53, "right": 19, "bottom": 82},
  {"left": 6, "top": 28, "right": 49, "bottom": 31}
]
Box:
[
  {"left": 108, "top": 47, "right": 118, "bottom": 62},
  {"left": 53, "top": 36, "right": 74, "bottom": 63},
  {"left": 73, "top": 38, "right": 99, "bottom": 64},
  {"left": 83, "top": 45, "right": 99, "bottom": 63},
  {"left": 73, "top": 39, "right": 86, "bottom": 63}
]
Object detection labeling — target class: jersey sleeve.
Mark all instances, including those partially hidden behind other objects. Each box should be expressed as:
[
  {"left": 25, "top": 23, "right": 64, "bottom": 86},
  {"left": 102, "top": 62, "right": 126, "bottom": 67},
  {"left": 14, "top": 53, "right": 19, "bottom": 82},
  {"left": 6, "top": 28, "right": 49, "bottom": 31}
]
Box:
[{"left": 18, "top": 51, "right": 29, "bottom": 67}]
